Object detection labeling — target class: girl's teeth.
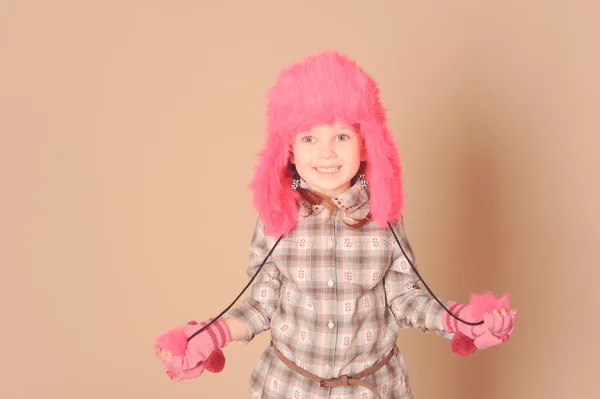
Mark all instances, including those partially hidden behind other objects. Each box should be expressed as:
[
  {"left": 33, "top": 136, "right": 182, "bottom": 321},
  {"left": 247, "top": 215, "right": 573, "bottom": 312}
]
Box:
[{"left": 316, "top": 167, "right": 339, "bottom": 173}]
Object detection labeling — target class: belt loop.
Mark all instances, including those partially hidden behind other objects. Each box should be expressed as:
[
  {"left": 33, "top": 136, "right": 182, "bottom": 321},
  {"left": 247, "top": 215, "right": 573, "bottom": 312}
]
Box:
[{"left": 341, "top": 375, "right": 349, "bottom": 386}]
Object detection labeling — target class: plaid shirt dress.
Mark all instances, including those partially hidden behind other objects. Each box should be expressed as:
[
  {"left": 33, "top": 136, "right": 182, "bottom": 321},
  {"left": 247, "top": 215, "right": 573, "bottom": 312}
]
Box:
[{"left": 226, "top": 181, "right": 454, "bottom": 398}]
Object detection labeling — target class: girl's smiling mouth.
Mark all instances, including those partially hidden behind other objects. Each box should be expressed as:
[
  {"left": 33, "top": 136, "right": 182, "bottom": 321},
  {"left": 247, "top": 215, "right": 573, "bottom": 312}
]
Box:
[{"left": 313, "top": 166, "right": 341, "bottom": 174}]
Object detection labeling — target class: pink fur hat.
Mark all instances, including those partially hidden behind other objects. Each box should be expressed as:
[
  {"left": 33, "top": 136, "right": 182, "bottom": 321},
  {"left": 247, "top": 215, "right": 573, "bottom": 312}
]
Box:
[{"left": 249, "top": 51, "right": 404, "bottom": 236}]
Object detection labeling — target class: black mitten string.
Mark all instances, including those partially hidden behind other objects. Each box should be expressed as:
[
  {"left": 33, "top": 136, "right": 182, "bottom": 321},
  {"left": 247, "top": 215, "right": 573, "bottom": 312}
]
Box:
[
  {"left": 386, "top": 222, "right": 483, "bottom": 326},
  {"left": 188, "top": 223, "right": 482, "bottom": 342},
  {"left": 187, "top": 235, "right": 284, "bottom": 341}
]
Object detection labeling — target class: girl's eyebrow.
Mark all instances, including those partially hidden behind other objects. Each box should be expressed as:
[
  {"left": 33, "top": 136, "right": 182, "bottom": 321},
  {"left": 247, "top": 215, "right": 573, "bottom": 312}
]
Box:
[{"left": 337, "top": 124, "right": 356, "bottom": 132}]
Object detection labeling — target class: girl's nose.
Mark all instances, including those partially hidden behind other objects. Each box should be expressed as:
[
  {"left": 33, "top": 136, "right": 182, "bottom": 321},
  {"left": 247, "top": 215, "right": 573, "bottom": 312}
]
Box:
[{"left": 317, "top": 143, "right": 336, "bottom": 158}]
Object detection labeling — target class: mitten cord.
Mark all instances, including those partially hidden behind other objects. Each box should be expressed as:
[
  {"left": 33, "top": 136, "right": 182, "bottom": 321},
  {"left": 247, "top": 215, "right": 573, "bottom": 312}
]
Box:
[
  {"left": 188, "top": 221, "right": 482, "bottom": 344},
  {"left": 386, "top": 221, "right": 484, "bottom": 326},
  {"left": 187, "top": 234, "right": 284, "bottom": 342}
]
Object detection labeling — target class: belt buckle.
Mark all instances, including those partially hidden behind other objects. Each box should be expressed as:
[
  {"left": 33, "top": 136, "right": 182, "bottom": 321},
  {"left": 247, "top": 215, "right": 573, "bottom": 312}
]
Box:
[
  {"left": 321, "top": 374, "right": 351, "bottom": 387},
  {"left": 319, "top": 374, "right": 351, "bottom": 388},
  {"left": 339, "top": 374, "right": 350, "bottom": 386}
]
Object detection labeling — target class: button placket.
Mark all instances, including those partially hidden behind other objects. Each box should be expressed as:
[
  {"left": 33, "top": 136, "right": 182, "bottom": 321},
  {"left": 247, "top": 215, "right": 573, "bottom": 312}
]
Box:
[{"left": 330, "top": 214, "right": 341, "bottom": 379}]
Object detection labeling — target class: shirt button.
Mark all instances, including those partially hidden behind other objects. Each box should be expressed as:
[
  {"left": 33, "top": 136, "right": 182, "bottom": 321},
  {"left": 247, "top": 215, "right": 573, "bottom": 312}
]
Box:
[
  {"left": 327, "top": 239, "right": 333, "bottom": 248},
  {"left": 328, "top": 279, "right": 334, "bottom": 287},
  {"left": 328, "top": 321, "right": 335, "bottom": 329}
]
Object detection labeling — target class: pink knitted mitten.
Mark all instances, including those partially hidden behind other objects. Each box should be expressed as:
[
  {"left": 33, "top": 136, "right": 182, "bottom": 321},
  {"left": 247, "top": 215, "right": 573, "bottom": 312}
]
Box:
[
  {"left": 442, "top": 291, "right": 516, "bottom": 356},
  {"left": 154, "top": 318, "right": 230, "bottom": 381}
]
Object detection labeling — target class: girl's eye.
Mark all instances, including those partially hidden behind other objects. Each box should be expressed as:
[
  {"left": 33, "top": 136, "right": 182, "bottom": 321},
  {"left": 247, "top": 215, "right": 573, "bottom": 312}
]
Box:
[
  {"left": 301, "top": 136, "right": 315, "bottom": 143},
  {"left": 336, "top": 134, "right": 349, "bottom": 141}
]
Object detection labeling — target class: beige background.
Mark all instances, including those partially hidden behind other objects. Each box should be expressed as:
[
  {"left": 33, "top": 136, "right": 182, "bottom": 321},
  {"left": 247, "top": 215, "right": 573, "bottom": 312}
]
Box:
[{"left": 1, "top": 1, "right": 599, "bottom": 398}]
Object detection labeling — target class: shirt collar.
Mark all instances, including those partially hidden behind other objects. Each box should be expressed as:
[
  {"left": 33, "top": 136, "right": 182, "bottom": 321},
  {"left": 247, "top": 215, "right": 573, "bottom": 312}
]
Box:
[{"left": 298, "top": 179, "right": 369, "bottom": 217}]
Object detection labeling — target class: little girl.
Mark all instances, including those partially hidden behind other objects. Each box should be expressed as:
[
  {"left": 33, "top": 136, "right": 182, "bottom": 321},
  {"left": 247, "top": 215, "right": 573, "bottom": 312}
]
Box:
[{"left": 154, "top": 51, "right": 518, "bottom": 399}]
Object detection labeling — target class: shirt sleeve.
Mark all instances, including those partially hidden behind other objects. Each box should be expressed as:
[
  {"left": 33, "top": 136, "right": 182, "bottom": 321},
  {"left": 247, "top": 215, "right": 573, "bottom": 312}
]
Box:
[
  {"left": 224, "top": 218, "right": 282, "bottom": 345},
  {"left": 383, "top": 215, "right": 454, "bottom": 339}
]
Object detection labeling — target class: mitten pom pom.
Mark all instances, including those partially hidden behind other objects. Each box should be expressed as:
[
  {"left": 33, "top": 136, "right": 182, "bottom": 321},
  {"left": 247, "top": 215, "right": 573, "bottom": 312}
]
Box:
[
  {"left": 451, "top": 332, "right": 477, "bottom": 356},
  {"left": 205, "top": 349, "right": 226, "bottom": 373}
]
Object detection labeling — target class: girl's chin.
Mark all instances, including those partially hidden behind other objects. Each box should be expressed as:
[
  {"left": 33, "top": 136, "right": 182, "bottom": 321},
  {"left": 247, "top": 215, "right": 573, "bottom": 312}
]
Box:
[{"left": 303, "top": 181, "right": 351, "bottom": 197}]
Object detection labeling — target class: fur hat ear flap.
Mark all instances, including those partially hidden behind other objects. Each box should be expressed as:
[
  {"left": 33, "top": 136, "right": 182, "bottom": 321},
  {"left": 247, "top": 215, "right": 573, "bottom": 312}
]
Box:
[
  {"left": 359, "top": 121, "right": 404, "bottom": 228},
  {"left": 248, "top": 135, "right": 299, "bottom": 237}
]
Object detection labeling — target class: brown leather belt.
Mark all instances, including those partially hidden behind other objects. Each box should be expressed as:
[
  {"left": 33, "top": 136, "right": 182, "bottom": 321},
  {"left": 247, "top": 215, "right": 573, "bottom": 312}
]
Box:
[{"left": 270, "top": 341, "right": 395, "bottom": 399}]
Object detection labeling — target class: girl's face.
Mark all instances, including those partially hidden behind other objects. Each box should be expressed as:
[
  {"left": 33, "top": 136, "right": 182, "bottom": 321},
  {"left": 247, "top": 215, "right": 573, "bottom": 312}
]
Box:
[{"left": 290, "top": 122, "right": 365, "bottom": 197}]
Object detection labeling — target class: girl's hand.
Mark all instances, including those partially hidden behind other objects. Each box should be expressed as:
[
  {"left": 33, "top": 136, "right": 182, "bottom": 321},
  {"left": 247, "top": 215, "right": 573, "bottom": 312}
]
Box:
[
  {"left": 472, "top": 307, "right": 519, "bottom": 349},
  {"left": 153, "top": 318, "right": 231, "bottom": 381},
  {"left": 443, "top": 292, "right": 519, "bottom": 356}
]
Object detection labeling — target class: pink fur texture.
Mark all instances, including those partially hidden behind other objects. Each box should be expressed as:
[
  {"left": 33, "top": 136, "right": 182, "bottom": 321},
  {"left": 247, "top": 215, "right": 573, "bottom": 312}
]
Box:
[
  {"left": 153, "top": 320, "right": 198, "bottom": 357},
  {"left": 154, "top": 328, "right": 188, "bottom": 357},
  {"left": 468, "top": 291, "right": 510, "bottom": 320},
  {"left": 249, "top": 51, "right": 404, "bottom": 236}
]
